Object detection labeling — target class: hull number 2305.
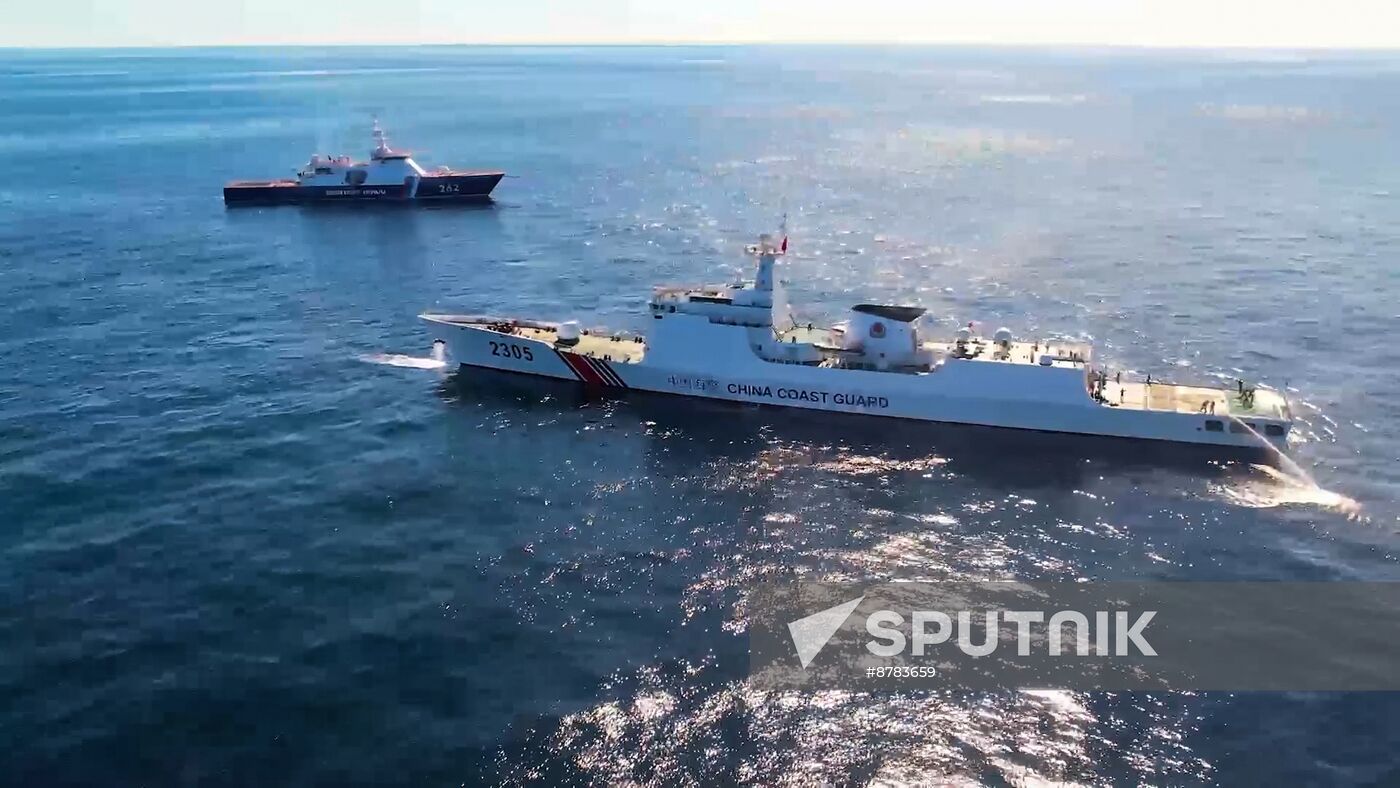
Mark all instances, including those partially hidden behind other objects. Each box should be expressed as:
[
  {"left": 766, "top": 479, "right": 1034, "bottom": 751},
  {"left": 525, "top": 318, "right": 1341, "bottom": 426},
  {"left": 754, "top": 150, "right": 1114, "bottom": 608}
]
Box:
[{"left": 489, "top": 341, "right": 534, "bottom": 361}]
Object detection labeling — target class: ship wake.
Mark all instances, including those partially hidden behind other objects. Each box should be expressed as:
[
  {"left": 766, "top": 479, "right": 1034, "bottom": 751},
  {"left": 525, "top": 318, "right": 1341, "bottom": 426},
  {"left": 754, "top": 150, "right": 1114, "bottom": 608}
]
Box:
[
  {"left": 359, "top": 353, "right": 447, "bottom": 370},
  {"left": 1212, "top": 415, "right": 1365, "bottom": 519},
  {"left": 359, "top": 341, "right": 448, "bottom": 371},
  {"left": 1216, "top": 464, "right": 1364, "bottom": 520}
]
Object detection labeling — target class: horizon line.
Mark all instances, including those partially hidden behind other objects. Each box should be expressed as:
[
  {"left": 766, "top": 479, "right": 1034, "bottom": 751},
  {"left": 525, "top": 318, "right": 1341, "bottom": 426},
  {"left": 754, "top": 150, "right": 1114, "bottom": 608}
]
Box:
[{"left": 4, "top": 40, "right": 1400, "bottom": 53}]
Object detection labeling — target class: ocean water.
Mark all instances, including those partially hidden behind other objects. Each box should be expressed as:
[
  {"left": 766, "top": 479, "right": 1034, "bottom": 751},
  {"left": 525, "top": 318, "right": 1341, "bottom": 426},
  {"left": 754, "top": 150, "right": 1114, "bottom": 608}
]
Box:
[{"left": 1, "top": 45, "right": 1399, "bottom": 785}]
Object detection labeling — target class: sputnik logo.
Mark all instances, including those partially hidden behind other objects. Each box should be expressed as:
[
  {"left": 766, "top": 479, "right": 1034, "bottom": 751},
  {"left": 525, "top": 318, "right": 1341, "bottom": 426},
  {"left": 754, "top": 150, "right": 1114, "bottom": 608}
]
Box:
[{"left": 787, "top": 595, "right": 865, "bottom": 669}]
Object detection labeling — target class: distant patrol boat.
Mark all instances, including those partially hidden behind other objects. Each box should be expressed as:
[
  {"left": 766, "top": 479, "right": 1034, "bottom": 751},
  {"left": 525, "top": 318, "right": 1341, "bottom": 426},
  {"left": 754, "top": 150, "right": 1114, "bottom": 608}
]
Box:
[
  {"left": 421, "top": 233, "right": 1292, "bottom": 450},
  {"left": 223, "top": 120, "right": 503, "bottom": 205}
]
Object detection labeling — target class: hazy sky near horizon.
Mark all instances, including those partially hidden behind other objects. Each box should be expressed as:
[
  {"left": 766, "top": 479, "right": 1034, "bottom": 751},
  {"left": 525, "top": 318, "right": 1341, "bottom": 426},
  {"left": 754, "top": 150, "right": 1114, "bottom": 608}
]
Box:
[{"left": 4, "top": 0, "right": 1399, "bottom": 49}]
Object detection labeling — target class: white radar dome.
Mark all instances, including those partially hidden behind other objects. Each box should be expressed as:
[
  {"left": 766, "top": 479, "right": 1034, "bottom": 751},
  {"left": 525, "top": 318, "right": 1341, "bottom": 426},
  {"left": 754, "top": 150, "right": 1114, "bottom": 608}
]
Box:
[
  {"left": 993, "top": 327, "right": 1013, "bottom": 344},
  {"left": 557, "top": 321, "right": 581, "bottom": 342}
]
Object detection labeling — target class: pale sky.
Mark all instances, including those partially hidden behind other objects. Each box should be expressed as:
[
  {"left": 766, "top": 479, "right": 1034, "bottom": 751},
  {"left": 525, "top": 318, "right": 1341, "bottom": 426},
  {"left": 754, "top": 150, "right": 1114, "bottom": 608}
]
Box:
[{"left": 4, "top": 0, "right": 1399, "bottom": 49}]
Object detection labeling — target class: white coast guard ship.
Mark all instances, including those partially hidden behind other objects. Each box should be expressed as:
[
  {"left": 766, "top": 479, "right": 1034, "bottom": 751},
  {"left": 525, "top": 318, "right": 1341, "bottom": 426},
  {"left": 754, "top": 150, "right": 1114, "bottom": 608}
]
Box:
[
  {"left": 421, "top": 234, "right": 1293, "bottom": 450},
  {"left": 224, "top": 120, "right": 503, "bottom": 205}
]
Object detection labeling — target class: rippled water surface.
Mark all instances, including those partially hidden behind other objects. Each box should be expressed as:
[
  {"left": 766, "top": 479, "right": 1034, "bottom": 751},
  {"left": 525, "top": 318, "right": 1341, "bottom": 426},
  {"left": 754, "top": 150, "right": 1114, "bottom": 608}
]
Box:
[{"left": 2, "top": 46, "right": 1399, "bottom": 786}]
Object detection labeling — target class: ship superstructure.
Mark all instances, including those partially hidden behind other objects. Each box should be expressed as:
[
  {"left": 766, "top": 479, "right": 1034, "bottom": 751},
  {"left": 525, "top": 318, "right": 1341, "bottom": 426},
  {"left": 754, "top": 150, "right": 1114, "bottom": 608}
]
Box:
[
  {"left": 224, "top": 120, "right": 504, "bottom": 204},
  {"left": 421, "top": 234, "right": 1292, "bottom": 450}
]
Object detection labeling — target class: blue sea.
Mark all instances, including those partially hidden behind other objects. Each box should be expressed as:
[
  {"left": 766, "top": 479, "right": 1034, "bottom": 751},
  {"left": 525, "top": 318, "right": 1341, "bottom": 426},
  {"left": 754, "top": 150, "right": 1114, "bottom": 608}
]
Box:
[{"left": 2, "top": 45, "right": 1399, "bottom": 785}]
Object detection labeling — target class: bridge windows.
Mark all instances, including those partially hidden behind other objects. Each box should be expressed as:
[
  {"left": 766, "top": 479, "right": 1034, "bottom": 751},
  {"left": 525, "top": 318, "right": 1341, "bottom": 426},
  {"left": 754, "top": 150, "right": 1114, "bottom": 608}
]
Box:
[{"left": 1205, "top": 420, "right": 1224, "bottom": 432}]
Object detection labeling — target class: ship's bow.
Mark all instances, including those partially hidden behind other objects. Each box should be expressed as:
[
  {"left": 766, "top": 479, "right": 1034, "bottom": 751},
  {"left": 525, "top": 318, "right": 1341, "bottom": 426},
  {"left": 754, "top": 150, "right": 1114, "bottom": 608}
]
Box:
[{"left": 416, "top": 171, "right": 504, "bottom": 200}]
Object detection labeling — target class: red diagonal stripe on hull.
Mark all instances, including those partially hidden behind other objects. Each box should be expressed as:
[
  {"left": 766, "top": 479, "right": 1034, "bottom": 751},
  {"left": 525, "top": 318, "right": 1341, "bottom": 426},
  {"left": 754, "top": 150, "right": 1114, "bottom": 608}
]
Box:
[
  {"left": 586, "top": 357, "right": 626, "bottom": 388},
  {"left": 553, "top": 349, "right": 584, "bottom": 382},
  {"left": 558, "top": 351, "right": 606, "bottom": 386}
]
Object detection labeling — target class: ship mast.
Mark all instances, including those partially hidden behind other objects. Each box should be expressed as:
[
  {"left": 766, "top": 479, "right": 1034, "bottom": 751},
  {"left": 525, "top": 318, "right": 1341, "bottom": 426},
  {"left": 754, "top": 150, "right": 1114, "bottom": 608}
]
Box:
[
  {"left": 371, "top": 117, "right": 391, "bottom": 160},
  {"left": 744, "top": 229, "right": 793, "bottom": 329}
]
